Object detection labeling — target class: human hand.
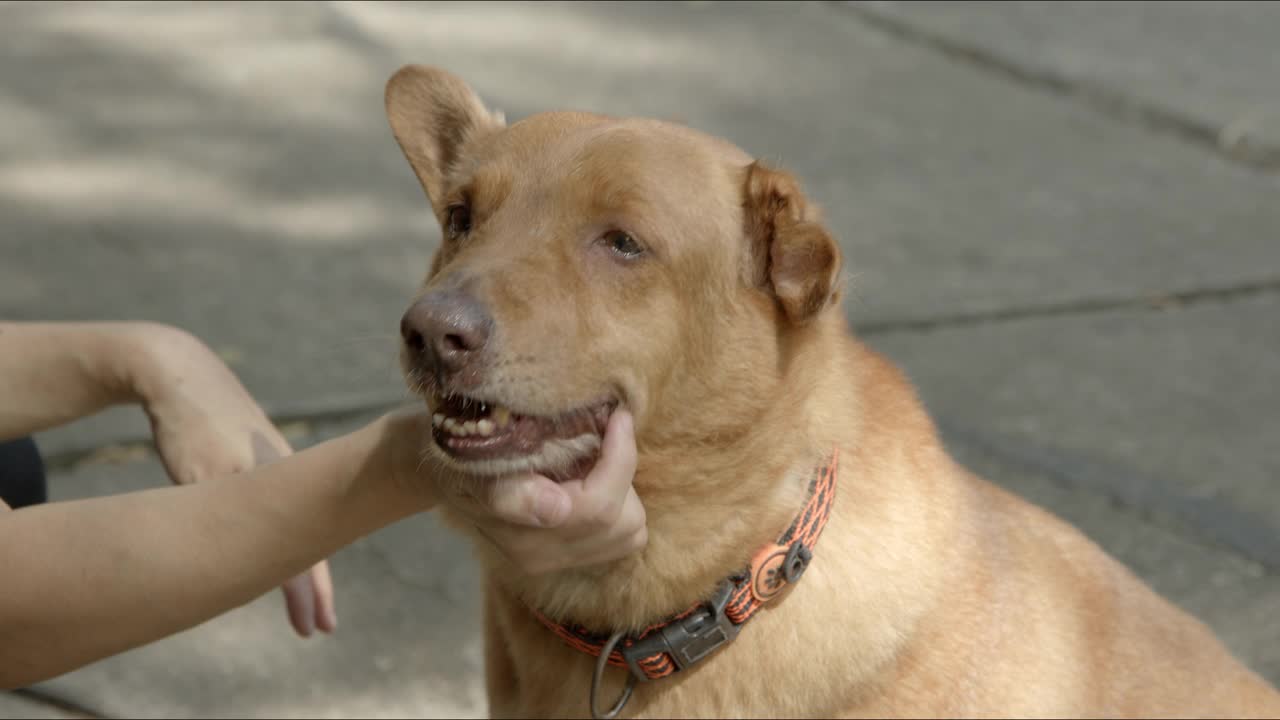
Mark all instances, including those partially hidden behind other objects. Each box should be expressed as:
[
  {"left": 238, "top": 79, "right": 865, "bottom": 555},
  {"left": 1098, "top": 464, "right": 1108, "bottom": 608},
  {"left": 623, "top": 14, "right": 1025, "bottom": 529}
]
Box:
[
  {"left": 125, "top": 324, "right": 337, "bottom": 637},
  {"left": 449, "top": 409, "right": 648, "bottom": 575}
]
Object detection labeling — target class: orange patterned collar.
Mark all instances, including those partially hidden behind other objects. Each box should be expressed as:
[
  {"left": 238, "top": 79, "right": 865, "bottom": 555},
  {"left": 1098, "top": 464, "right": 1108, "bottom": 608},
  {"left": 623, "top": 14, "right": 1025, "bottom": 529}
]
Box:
[{"left": 529, "top": 449, "right": 840, "bottom": 719}]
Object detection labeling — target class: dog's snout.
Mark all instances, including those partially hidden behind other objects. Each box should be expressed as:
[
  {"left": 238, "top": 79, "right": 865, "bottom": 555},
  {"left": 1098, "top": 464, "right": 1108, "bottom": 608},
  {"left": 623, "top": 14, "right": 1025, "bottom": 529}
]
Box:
[{"left": 400, "top": 290, "right": 493, "bottom": 374}]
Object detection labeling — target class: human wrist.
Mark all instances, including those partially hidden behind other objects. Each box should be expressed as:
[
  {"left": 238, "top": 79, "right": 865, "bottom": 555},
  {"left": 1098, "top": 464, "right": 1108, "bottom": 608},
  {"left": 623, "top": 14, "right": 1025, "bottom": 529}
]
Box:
[
  {"left": 353, "top": 410, "right": 439, "bottom": 517},
  {"left": 113, "top": 322, "right": 214, "bottom": 408},
  {"left": 81, "top": 322, "right": 182, "bottom": 407}
]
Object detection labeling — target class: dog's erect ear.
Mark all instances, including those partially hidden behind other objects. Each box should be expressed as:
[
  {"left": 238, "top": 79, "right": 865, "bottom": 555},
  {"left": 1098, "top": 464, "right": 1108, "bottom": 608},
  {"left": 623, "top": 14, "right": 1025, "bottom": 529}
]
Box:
[
  {"left": 385, "top": 65, "right": 506, "bottom": 213},
  {"left": 743, "top": 161, "right": 843, "bottom": 325}
]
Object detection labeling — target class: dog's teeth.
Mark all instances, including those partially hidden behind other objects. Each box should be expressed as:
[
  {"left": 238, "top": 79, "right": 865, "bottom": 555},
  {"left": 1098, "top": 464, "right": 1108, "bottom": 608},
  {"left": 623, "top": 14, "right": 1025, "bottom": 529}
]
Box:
[
  {"left": 476, "top": 419, "right": 495, "bottom": 436},
  {"left": 493, "top": 406, "right": 511, "bottom": 427},
  {"left": 463, "top": 420, "right": 477, "bottom": 436},
  {"left": 432, "top": 413, "right": 444, "bottom": 428},
  {"left": 443, "top": 418, "right": 458, "bottom": 431}
]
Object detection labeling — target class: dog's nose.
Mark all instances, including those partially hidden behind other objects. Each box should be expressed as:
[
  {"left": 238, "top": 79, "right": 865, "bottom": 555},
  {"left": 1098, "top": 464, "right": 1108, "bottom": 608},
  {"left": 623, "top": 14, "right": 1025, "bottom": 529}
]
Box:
[{"left": 400, "top": 290, "right": 494, "bottom": 374}]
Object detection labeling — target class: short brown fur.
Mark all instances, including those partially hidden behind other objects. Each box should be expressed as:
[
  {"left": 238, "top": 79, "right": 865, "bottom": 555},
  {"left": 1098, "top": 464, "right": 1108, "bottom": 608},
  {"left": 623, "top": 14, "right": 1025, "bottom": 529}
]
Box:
[{"left": 386, "top": 65, "right": 1280, "bottom": 719}]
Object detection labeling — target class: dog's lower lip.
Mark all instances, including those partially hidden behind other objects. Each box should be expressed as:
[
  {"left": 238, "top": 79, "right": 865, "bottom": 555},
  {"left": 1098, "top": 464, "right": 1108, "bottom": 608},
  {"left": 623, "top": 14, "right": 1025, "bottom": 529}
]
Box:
[{"left": 428, "top": 395, "right": 615, "bottom": 463}]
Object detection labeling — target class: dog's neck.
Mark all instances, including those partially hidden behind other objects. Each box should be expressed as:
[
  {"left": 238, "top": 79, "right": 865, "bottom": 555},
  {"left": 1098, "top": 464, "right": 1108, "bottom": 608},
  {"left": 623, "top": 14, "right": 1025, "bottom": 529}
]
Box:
[{"left": 494, "top": 311, "right": 859, "bottom": 634}]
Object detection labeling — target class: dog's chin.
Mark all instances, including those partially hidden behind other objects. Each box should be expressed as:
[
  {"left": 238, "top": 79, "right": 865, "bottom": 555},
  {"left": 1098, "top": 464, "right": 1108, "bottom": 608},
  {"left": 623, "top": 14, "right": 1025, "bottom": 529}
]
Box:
[{"left": 423, "top": 390, "right": 616, "bottom": 481}]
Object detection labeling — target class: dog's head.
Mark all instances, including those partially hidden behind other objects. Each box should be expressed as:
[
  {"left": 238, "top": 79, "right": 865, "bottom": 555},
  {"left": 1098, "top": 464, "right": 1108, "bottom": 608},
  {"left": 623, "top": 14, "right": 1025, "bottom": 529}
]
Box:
[{"left": 387, "top": 66, "right": 843, "bottom": 483}]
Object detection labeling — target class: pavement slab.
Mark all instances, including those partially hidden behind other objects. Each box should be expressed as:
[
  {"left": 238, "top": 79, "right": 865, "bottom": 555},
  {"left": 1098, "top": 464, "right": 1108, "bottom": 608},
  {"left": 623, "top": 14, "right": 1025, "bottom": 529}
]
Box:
[
  {"left": 946, "top": 424, "right": 1280, "bottom": 686},
  {"left": 2, "top": 1, "right": 1278, "bottom": 716},
  {"left": 0, "top": 692, "right": 88, "bottom": 720},
  {"left": 4, "top": 1, "right": 1279, "bottom": 460},
  {"left": 0, "top": 0, "right": 427, "bottom": 429},
  {"left": 846, "top": 1, "right": 1280, "bottom": 168},
  {"left": 866, "top": 291, "right": 1280, "bottom": 570}
]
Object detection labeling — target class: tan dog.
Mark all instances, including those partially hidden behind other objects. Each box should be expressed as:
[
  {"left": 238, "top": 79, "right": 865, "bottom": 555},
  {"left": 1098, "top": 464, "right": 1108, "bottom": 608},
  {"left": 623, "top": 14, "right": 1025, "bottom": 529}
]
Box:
[{"left": 385, "top": 65, "right": 1280, "bottom": 719}]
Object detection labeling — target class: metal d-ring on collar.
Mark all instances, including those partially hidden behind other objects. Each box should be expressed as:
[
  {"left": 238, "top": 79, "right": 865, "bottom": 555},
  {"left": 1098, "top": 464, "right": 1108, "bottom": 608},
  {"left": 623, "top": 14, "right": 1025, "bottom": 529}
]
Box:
[
  {"left": 589, "top": 580, "right": 741, "bottom": 720},
  {"left": 568, "top": 450, "right": 838, "bottom": 719},
  {"left": 591, "top": 630, "right": 638, "bottom": 720}
]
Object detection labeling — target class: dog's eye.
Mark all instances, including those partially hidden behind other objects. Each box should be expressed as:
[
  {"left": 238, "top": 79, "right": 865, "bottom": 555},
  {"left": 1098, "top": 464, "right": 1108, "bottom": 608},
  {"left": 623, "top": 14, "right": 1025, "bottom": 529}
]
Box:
[
  {"left": 603, "top": 230, "right": 644, "bottom": 259},
  {"left": 446, "top": 204, "right": 472, "bottom": 236}
]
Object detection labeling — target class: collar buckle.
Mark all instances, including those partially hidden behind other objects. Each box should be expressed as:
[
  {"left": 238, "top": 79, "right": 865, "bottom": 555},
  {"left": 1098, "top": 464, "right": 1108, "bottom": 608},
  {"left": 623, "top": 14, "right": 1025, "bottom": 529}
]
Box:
[{"left": 620, "top": 579, "right": 741, "bottom": 679}]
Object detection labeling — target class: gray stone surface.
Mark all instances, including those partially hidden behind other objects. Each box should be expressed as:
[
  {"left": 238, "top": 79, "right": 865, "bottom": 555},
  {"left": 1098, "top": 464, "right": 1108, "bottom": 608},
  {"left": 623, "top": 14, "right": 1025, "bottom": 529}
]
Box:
[
  {"left": 0, "top": 0, "right": 424, "bottom": 424},
  {"left": 867, "top": 292, "right": 1280, "bottom": 569},
  {"left": 2, "top": 0, "right": 1279, "bottom": 717},
  {"left": 848, "top": 1, "right": 1280, "bottom": 165},
  {"left": 0, "top": 692, "right": 86, "bottom": 720},
  {"left": 7, "top": 1, "right": 1280, "bottom": 458},
  {"left": 331, "top": 0, "right": 1280, "bottom": 327},
  {"left": 948, "top": 428, "right": 1280, "bottom": 685}
]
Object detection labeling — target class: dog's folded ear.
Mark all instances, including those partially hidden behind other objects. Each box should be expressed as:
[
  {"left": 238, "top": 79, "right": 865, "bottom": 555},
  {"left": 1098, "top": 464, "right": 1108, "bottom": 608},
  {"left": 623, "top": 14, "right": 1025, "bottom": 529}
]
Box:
[
  {"left": 385, "top": 65, "right": 506, "bottom": 213},
  {"left": 743, "top": 161, "right": 843, "bottom": 325}
]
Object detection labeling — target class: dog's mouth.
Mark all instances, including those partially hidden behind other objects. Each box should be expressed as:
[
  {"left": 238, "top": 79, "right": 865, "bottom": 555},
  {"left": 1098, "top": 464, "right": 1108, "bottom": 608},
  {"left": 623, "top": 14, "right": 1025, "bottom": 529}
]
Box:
[{"left": 427, "top": 389, "right": 616, "bottom": 475}]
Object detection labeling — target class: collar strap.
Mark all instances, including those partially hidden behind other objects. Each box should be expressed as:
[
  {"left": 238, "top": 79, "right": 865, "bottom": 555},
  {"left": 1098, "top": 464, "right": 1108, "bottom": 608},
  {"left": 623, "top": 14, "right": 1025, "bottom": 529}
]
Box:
[{"left": 531, "top": 449, "right": 839, "bottom": 682}]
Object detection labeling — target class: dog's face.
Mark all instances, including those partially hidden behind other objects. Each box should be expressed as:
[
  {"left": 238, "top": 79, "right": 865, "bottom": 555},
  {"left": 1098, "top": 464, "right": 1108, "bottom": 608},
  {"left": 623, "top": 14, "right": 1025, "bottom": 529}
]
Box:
[{"left": 387, "top": 66, "right": 842, "bottom": 483}]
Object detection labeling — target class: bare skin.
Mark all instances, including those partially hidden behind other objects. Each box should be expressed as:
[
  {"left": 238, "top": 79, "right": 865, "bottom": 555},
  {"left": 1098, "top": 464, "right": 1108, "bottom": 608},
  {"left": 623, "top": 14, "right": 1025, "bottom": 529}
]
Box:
[
  {"left": 0, "top": 321, "right": 338, "bottom": 636},
  {"left": 0, "top": 410, "right": 422, "bottom": 690},
  {"left": 0, "top": 321, "right": 646, "bottom": 689}
]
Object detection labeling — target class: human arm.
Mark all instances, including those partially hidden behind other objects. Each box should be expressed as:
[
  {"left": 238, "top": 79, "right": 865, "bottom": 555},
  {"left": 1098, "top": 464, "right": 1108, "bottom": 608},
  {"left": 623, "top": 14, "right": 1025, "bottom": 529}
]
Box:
[
  {"left": 0, "top": 411, "right": 432, "bottom": 690},
  {"left": 1, "top": 320, "right": 303, "bottom": 485},
  {"left": 0, "top": 405, "right": 648, "bottom": 689},
  {"left": 0, "top": 321, "right": 648, "bottom": 679},
  {"left": 0, "top": 320, "right": 335, "bottom": 636},
  {"left": 0, "top": 321, "right": 648, "bottom": 571},
  {"left": 0, "top": 321, "right": 150, "bottom": 440}
]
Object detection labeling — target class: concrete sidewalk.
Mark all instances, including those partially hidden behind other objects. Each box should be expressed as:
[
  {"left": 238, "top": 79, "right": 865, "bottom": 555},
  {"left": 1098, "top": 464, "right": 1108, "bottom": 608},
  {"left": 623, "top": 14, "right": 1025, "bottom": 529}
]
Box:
[{"left": 2, "top": 1, "right": 1277, "bottom": 717}]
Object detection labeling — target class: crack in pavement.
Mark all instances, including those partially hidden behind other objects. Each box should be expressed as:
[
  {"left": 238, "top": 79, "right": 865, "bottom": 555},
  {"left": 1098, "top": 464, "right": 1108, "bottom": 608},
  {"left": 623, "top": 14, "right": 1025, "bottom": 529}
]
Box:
[
  {"left": 857, "top": 277, "right": 1280, "bottom": 337},
  {"left": 43, "top": 387, "right": 1277, "bottom": 581},
  {"left": 318, "top": 0, "right": 408, "bottom": 69},
  {"left": 28, "top": 284, "right": 1274, "bottom": 579},
  {"left": 10, "top": 688, "right": 102, "bottom": 719},
  {"left": 938, "top": 418, "right": 1279, "bottom": 578},
  {"left": 42, "top": 276, "right": 1278, "bottom": 486},
  {"left": 837, "top": 1, "right": 1280, "bottom": 172},
  {"left": 45, "top": 278, "right": 1280, "bottom": 472}
]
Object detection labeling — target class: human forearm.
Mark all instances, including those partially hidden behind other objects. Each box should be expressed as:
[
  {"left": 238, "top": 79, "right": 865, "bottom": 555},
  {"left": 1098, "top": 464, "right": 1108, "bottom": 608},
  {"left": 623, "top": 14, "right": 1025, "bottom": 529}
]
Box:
[
  {"left": 0, "top": 416, "right": 433, "bottom": 689},
  {"left": 0, "top": 322, "right": 158, "bottom": 440}
]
